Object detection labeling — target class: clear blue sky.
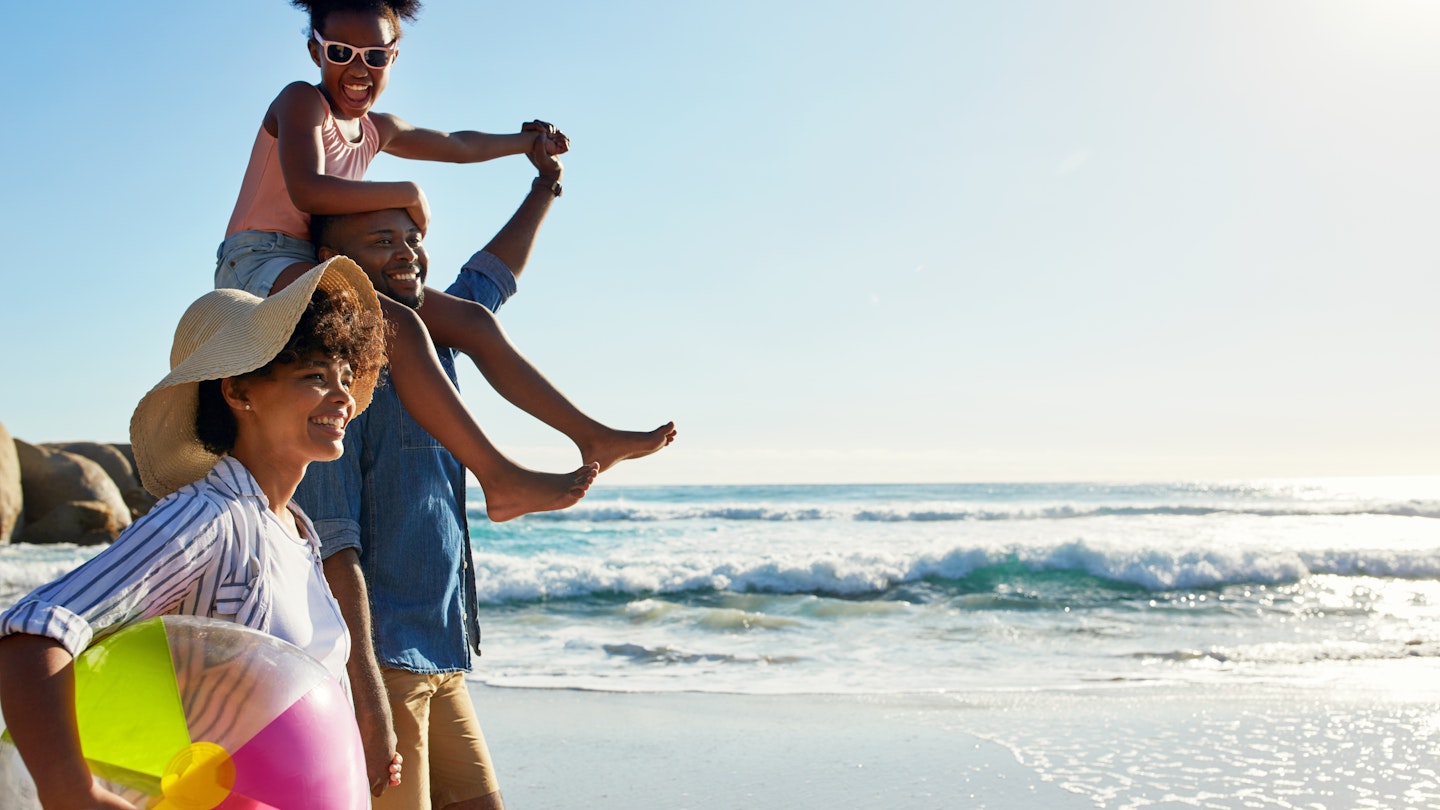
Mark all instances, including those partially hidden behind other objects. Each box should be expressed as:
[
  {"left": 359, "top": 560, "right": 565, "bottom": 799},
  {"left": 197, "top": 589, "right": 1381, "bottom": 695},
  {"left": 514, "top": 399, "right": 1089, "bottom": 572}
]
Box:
[{"left": 2, "top": 1, "right": 1437, "bottom": 485}]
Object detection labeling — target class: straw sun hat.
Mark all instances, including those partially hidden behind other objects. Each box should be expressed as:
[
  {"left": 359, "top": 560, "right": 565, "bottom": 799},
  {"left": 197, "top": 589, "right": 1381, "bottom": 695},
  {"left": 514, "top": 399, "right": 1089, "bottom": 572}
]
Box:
[{"left": 130, "top": 257, "right": 381, "bottom": 498}]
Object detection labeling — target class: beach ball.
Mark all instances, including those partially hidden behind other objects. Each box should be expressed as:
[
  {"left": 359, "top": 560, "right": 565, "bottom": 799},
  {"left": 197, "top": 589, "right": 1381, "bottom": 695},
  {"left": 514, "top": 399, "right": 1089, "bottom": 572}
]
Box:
[{"left": 0, "top": 615, "right": 367, "bottom": 809}]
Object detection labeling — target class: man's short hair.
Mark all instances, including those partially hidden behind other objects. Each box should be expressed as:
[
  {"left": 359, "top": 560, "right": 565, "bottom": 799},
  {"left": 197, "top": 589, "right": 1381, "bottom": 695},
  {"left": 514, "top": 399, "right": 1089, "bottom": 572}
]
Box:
[{"left": 310, "top": 213, "right": 343, "bottom": 253}]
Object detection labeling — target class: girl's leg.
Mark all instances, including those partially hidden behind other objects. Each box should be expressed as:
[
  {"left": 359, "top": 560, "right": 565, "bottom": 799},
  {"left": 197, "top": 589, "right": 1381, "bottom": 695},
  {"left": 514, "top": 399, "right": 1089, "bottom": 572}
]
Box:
[
  {"left": 418, "top": 288, "right": 676, "bottom": 472},
  {"left": 271, "top": 263, "right": 596, "bottom": 521},
  {"left": 379, "top": 299, "right": 596, "bottom": 521}
]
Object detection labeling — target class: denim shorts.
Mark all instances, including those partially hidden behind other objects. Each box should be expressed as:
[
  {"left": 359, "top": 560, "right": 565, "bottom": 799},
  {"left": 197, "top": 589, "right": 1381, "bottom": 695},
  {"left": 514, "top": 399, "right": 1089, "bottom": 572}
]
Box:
[
  {"left": 445, "top": 250, "right": 518, "bottom": 313},
  {"left": 214, "top": 230, "right": 318, "bottom": 296}
]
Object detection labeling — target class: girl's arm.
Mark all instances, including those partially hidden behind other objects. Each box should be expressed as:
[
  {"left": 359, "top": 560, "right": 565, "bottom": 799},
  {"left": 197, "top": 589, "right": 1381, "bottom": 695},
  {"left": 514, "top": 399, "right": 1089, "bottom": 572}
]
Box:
[
  {"left": 372, "top": 113, "right": 565, "bottom": 164},
  {"left": 270, "top": 82, "right": 428, "bottom": 228},
  {"left": 0, "top": 634, "right": 136, "bottom": 809}
]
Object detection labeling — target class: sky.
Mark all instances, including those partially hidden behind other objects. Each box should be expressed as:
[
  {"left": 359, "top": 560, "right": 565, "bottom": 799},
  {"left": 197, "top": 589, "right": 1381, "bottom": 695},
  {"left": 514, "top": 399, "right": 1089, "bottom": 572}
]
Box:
[{"left": 1, "top": 1, "right": 1438, "bottom": 485}]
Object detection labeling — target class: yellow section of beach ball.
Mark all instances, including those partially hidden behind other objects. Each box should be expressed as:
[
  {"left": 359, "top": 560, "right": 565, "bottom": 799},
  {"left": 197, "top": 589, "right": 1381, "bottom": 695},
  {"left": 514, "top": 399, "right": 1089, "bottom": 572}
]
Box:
[{"left": 156, "top": 742, "right": 234, "bottom": 810}]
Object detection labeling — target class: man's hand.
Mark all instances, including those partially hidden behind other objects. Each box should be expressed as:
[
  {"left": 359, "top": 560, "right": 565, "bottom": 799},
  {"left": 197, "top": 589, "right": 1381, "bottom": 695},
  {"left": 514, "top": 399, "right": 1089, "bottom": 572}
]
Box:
[
  {"left": 360, "top": 714, "right": 400, "bottom": 789},
  {"left": 357, "top": 703, "right": 400, "bottom": 796},
  {"left": 526, "top": 128, "right": 564, "bottom": 183}
]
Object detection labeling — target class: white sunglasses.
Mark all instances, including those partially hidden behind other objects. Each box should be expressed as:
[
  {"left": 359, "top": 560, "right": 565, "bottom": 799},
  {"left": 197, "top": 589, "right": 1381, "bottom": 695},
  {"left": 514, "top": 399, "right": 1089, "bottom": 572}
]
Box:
[{"left": 312, "top": 31, "right": 399, "bottom": 68}]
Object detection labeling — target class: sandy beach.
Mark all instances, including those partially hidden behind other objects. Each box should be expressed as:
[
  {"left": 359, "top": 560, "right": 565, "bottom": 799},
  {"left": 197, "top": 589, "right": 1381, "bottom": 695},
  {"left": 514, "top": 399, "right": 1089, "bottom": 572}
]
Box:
[
  {"left": 6, "top": 673, "right": 1438, "bottom": 809},
  {"left": 469, "top": 668, "right": 1440, "bottom": 810},
  {"left": 469, "top": 684, "right": 1083, "bottom": 809}
]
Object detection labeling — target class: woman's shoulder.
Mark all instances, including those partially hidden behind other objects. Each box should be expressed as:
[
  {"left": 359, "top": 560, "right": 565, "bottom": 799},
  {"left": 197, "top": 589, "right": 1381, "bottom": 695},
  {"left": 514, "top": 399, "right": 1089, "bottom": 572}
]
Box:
[
  {"left": 130, "top": 478, "right": 232, "bottom": 536},
  {"left": 137, "top": 459, "right": 257, "bottom": 530}
]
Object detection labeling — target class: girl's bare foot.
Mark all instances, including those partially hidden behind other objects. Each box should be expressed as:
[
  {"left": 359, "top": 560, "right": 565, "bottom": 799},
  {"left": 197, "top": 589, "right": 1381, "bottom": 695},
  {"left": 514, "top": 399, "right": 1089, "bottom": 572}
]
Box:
[
  {"left": 580, "top": 422, "right": 677, "bottom": 473},
  {"left": 483, "top": 462, "right": 599, "bottom": 522}
]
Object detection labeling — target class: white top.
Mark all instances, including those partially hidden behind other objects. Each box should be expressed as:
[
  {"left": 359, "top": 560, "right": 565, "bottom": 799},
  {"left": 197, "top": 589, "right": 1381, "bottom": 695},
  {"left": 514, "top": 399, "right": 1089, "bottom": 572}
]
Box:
[
  {"left": 266, "top": 516, "right": 350, "bottom": 680},
  {"left": 0, "top": 456, "right": 351, "bottom": 686}
]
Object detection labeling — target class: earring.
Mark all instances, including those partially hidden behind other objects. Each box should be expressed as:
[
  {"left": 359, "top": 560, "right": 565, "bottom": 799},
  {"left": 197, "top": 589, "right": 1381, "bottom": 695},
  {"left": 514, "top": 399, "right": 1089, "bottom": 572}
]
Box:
[{"left": 244, "top": 404, "right": 251, "bottom": 410}]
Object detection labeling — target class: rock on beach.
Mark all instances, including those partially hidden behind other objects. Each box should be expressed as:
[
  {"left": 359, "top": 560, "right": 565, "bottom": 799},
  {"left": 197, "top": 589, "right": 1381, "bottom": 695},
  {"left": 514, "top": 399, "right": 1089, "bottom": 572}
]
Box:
[
  {"left": 0, "top": 422, "right": 20, "bottom": 544},
  {"left": 11, "top": 439, "right": 136, "bottom": 545}
]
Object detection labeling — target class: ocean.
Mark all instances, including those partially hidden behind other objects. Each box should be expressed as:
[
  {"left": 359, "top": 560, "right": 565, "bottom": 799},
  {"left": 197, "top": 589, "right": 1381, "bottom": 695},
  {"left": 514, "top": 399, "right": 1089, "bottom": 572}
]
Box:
[
  {"left": 465, "top": 476, "right": 1440, "bottom": 696},
  {"left": 5, "top": 477, "right": 1440, "bottom": 697}
]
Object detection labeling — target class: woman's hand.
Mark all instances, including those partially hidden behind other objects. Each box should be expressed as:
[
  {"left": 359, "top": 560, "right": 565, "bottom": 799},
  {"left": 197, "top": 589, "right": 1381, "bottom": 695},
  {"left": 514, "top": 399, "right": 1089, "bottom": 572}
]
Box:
[
  {"left": 388, "top": 752, "right": 403, "bottom": 788},
  {"left": 45, "top": 779, "right": 137, "bottom": 810},
  {"left": 83, "top": 786, "right": 138, "bottom": 810}
]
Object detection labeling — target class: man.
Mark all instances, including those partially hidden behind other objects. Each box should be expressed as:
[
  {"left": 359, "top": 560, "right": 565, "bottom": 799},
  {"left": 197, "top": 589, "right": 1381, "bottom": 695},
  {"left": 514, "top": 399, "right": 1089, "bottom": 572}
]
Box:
[{"left": 295, "top": 145, "right": 667, "bottom": 808}]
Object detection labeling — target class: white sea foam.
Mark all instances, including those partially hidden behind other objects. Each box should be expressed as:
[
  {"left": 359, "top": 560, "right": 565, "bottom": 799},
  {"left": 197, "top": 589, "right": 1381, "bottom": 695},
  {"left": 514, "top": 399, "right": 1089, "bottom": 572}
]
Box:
[{"left": 470, "top": 540, "right": 1440, "bottom": 603}]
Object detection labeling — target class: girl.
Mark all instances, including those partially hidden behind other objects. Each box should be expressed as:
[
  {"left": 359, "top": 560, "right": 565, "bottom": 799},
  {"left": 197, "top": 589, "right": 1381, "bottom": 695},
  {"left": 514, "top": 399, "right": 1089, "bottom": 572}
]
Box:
[
  {"left": 217, "top": 0, "right": 554, "bottom": 299},
  {"left": 219, "top": 0, "right": 671, "bottom": 519}
]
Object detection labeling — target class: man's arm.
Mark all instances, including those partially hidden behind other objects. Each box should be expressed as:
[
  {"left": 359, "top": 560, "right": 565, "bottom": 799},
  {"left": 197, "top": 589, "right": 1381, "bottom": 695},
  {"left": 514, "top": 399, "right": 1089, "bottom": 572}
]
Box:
[
  {"left": 321, "top": 549, "right": 398, "bottom": 797},
  {"left": 292, "top": 425, "right": 398, "bottom": 795},
  {"left": 477, "top": 134, "right": 565, "bottom": 280}
]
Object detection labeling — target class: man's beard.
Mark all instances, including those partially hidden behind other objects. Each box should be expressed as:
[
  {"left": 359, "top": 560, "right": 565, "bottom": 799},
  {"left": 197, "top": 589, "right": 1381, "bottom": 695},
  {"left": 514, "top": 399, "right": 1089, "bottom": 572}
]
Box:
[
  {"left": 379, "top": 270, "right": 425, "bottom": 309},
  {"left": 393, "top": 286, "right": 425, "bottom": 309}
]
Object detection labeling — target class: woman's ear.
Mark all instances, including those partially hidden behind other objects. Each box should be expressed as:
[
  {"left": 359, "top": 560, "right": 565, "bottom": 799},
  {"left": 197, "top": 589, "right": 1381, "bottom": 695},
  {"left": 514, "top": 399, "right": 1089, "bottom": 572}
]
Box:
[
  {"left": 220, "top": 377, "right": 250, "bottom": 414},
  {"left": 307, "top": 39, "right": 323, "bottom": 68}
]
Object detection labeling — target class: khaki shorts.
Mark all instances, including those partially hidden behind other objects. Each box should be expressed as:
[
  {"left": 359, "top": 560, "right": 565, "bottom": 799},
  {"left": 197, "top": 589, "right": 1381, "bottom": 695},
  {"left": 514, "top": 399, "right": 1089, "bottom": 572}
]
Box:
[{"left": 373, "top": 668, "right": 500, "bottom": 809}]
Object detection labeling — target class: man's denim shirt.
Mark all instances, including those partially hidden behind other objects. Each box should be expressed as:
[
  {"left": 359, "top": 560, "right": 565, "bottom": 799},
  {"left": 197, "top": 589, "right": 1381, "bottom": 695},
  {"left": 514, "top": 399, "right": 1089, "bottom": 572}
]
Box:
[{"left": 292, "top": 250, "right": 516, "bottom": 674}]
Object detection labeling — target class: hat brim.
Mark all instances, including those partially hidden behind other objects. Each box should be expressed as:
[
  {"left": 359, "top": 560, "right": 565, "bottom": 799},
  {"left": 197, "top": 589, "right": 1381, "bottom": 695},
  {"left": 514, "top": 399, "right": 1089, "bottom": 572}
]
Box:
[{"left": 131, "top": 257, "right": 381, "bottom": 498}]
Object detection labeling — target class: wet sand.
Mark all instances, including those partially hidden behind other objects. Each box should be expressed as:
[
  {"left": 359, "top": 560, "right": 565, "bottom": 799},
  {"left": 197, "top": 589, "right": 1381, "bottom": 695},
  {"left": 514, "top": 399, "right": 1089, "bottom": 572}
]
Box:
[
  {"left": 470, "top": 685, "right": 1084, "bottom": 809},
  {"left": 469, "top": 670, "right": 1440, "bottom": 809}
]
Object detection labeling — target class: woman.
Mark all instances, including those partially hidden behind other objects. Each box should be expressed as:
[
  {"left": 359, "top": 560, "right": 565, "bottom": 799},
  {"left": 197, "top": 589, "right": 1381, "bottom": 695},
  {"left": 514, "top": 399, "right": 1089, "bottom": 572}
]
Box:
[{"left": 0, "top": 257, "right": 394, "bottom": 809}]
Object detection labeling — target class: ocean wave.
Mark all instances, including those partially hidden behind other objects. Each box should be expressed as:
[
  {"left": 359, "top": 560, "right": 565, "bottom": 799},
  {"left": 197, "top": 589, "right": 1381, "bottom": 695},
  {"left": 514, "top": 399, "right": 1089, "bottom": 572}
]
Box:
[
  {"left": 508, "top": 500, "right": 1440, "bottom": 523},
  {"left": 1134, "top": 639, "right": 1440, "bottom": 666},
  {"left": 601, "top": 642, "right": 800, "bottom": 666},
  {"left": 470, "top": 541, "right": 1440, "bottom": 604}
]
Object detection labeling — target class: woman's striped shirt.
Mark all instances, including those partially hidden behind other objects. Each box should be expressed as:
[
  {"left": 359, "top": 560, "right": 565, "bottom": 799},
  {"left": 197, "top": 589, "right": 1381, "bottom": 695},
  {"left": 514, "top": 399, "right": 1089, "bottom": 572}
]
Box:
[{"left": 0, "top": 456, "right": 346, "bottom": 683}]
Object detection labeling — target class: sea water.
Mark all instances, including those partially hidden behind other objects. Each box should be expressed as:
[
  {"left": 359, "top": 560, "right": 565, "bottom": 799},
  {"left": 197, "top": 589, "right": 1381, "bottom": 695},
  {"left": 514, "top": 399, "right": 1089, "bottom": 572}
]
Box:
[
  {"left": 461, "top": 477, "right": 1440, "bottom": 694},
  {"left": 4, "top": 477, "right": 1439, "bottom": 696}
]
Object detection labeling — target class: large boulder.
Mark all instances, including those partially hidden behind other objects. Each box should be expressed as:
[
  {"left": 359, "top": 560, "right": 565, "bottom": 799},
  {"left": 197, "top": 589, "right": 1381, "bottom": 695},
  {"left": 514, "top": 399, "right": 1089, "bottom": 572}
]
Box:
[
  {"left": 14, "top": 440, "right": 132, "bottom": 544},
  {"left": 0, "top": 422, "right": 21, "bottom": 544},
  {"left": 111, "top": 443, "right": 158, "bottom": 515},
  {"left": 18, "top": 500, "right": 118, "bottom": 546},
  {"left": 45, "top": 441, "right": 157, "bottom": 518}
]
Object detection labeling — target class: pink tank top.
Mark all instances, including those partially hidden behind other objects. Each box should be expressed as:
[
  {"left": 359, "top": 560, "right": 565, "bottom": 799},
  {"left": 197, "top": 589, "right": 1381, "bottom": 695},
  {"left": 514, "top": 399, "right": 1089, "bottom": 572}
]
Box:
[{"left": 225, "top": 86, "right": 381, "bottom": 240}]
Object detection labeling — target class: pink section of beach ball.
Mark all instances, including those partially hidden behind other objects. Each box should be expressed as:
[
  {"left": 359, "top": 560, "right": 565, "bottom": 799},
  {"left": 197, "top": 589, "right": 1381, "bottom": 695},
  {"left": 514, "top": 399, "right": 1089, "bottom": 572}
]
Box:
[{"left": 217, "top": 677, "right": 367, "bottom": 809}]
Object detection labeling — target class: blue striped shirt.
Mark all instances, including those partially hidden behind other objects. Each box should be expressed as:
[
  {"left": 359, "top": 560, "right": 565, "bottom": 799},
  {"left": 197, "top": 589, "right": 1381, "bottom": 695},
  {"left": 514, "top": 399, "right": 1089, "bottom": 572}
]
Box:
[{"left": 0, "top": 456, "right": 347, "bottom": 681}]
